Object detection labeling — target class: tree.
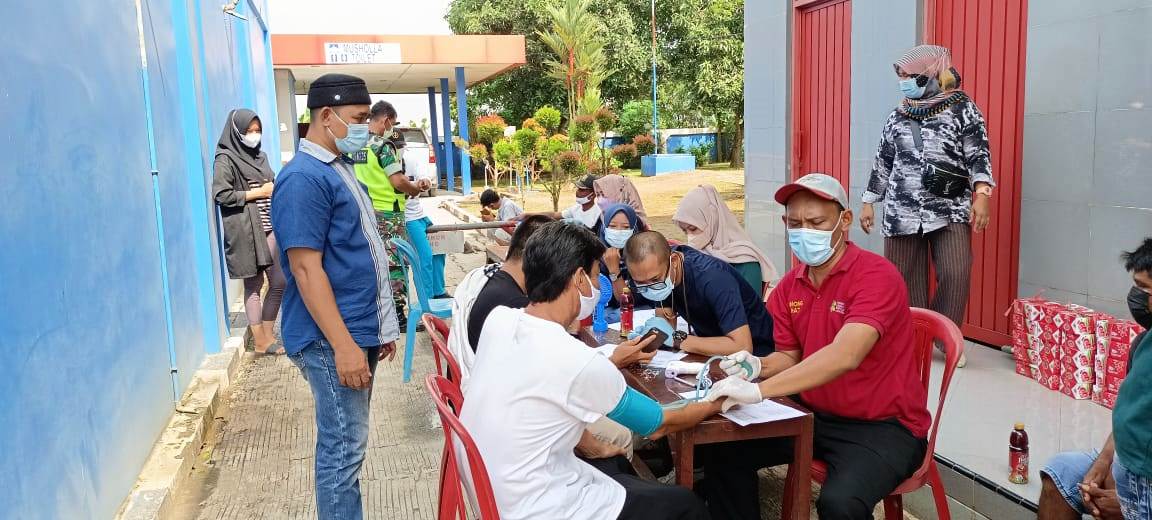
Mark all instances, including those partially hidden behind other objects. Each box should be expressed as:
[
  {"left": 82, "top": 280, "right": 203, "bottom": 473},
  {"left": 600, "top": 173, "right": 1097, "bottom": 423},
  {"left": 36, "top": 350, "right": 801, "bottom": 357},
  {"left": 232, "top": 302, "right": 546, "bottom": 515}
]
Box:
[
  {"left": 663, "top": 0, "right": 745, "bottom": 167},
  {"left": 616, "top": 100, "right": 652, "bottom": 141},
  {"left": 542, "top": 150, "right": 586, "bottom": 211},
  {"left": 475, "top": 115, "right": 508, "bottom": 146},
  {"left": 538, "top": 0, "right": 614, "bottom": 122},
  {"left": 491, "top": 138, "right": 520, "bottom": 190},
  {"left": 512, "top": 127, "right": 542, "bottom": 187},
  {"left": 534, "top": 105, "right": 562, "bottom": 134}
]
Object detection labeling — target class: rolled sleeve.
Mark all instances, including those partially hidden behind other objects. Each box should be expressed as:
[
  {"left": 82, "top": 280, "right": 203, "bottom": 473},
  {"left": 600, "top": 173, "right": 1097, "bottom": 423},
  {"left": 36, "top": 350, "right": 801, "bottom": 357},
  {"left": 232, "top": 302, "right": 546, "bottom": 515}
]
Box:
[
  {"left": 767, "top": 284, "right": 800, "bottom": 352},
  {"left": 271, "top": 173, "right": 332, "bottom": 252},
  {"left": 565, "top": 355, "right": 627, "bottom": 424}
]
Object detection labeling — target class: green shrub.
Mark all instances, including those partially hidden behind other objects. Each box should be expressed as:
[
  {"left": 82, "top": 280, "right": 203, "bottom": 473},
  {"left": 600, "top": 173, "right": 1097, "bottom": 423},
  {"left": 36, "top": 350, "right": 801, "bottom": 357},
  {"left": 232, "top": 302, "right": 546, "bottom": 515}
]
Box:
[
  {"left": 612, "top": 144, "right": 637, "bottom": 168},
  {"left": 632, "top": 134, "right": 655, "bottom": 157},
  {"left": 476, "top": 115, "right": 508, "bottom": 145},
  {"left": 569, "top": 115, "right": 597, "bottom": 144},
  {"left": 617, "top": 100, "right": 653, "bottom": 140},
  {"left": 533, "top": 105, "right": 563, "bottom": 134}
]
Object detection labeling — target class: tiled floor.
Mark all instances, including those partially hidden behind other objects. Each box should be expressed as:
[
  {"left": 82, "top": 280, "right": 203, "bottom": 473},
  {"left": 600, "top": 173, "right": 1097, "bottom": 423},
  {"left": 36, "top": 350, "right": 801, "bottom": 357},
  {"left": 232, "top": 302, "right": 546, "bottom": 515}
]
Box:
[{"left": 927, "top": 341, "right": 1112, "bottom": 506}]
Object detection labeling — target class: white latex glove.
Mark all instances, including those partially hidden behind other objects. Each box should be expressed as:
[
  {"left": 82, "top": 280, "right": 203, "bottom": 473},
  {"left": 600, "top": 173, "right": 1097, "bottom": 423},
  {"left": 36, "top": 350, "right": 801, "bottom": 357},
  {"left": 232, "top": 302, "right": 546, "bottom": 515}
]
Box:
[
  {"left": 703, "top": 377, "right": 764, "bottom": 412},
  {"left": 719, "top": 351, "right": 761, "bottom": 380}
]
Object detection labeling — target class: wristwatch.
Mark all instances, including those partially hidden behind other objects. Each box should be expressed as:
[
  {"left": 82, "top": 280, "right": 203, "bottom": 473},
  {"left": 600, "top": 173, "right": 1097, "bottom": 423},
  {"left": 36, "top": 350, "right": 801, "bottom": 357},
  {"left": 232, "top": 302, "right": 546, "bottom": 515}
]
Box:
[
  {"left": 975, "top": 185, "right": 993, "bottom": 197},
  {"left": 673, "top": 330, "right": 688, "bottom": 342},
  {"left": 609, "top": 272, "right": 620, "bottom": 282}
]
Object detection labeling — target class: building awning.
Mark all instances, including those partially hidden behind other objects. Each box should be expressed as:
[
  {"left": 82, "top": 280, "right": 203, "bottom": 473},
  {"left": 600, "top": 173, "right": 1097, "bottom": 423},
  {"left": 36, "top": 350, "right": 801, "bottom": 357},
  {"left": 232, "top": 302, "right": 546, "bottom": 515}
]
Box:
[{"left": 271, "top": 34, "right": 526, "bottom": 94}]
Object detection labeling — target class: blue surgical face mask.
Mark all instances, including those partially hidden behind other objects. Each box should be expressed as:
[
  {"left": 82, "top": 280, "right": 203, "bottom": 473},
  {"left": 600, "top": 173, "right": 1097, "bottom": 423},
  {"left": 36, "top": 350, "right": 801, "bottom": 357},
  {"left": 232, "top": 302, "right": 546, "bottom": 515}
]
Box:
[
  {"left": 900, "top": 78, "right": 927, "bottom": 99},
  {"left": 637, "top": 258, "right": 675, "bottom": 302},
  {"left": 604, "top": 228, "right": 633, "bottom": 249},
  {"left": 787, "top": 212, "right": 845, "bottom": 267},
  {"left": 328, "top": 111, "right": 371, "bottom": 153}
]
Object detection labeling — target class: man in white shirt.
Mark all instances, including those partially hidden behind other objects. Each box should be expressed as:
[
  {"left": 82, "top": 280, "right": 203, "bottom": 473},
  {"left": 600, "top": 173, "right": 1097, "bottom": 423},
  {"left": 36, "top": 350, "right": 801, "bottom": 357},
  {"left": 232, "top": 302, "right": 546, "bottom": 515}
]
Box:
[
  {"left": 561, "top": 174, "right": 605, "bottom": 230},
  {"left": 461, "top": 221, "right": 718, "bottom": 520}
]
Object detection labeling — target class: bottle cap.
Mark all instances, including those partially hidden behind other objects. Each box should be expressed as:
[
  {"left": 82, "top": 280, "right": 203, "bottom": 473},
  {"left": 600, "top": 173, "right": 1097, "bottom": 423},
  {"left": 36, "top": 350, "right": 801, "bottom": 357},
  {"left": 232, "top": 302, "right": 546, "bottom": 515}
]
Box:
[{"left": 1014, "top": 422, "right": 1025, "bottom": 430}]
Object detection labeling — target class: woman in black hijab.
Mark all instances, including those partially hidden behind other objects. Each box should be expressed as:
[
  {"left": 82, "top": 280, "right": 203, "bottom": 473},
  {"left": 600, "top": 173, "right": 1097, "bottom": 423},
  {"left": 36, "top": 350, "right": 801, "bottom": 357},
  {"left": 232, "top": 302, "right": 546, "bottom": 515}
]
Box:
[{"left": 212, "top": 108, "right": 284, "bottom": 353}]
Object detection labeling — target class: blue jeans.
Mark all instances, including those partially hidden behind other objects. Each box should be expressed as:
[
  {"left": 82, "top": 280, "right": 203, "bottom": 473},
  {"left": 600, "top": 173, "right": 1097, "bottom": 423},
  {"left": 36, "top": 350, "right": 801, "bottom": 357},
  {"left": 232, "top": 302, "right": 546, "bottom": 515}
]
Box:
[
  {"left": 289, "top": 340, "right": 381, "bottom": 520},
  {"left": 1114, "top": 455, "right": 1152, "bottom": 519},
  {"left": 1041, "top": 450, "right": 1098, "bottom": 514},
  {"left": 405, "top": 217, "right": 446, "bottom": 297}
]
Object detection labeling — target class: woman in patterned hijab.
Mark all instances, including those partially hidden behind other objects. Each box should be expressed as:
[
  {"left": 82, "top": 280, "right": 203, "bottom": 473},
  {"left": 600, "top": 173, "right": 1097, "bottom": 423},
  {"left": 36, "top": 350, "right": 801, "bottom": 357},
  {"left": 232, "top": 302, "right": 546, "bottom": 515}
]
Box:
[{"left": 860, "top": 44, "right": 997, "bottom": 367}]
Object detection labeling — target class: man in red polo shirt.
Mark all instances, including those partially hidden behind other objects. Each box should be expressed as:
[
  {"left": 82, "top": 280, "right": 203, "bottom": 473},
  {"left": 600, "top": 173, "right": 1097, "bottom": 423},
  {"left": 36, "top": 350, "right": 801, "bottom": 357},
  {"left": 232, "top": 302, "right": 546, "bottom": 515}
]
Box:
[{"left": 699, "top": 173, "right": 930, "bottom": 520}]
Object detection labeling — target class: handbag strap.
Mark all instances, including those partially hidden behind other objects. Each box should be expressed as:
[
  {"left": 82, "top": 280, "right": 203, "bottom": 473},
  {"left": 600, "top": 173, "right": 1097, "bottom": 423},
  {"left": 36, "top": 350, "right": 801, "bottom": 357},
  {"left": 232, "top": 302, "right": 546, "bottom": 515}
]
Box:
[{"left": 909, "top": 118, "right": 924, "bottom": 151}]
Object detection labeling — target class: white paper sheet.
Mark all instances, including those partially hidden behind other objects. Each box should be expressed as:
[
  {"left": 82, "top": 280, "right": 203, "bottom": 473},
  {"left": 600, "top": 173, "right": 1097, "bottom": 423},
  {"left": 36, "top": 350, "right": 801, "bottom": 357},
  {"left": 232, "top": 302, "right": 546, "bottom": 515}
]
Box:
[
  {"left": 645, "top": 350, "right": 687, "bottom": 368},
  {"left": 608, "top": 308, "right": 690, "bottom": 333},
  {"left": 720, "top": 400, "right": 807, "bottom": 426}
]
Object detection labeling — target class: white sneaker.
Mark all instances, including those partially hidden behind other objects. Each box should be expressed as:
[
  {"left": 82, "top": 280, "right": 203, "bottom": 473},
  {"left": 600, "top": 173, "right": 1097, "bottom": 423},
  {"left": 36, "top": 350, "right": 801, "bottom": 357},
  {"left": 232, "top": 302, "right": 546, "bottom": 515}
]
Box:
[{"left": 957, "top": 352, "right": 967, "bottom": 368}]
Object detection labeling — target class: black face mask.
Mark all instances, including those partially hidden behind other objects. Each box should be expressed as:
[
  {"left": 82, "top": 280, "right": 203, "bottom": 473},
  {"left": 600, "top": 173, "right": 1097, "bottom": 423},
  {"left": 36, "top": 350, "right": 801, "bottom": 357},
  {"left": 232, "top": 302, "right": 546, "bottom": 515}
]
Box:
[{"left": 1128, "top": 286, "right": 1152, "bottom": 330}]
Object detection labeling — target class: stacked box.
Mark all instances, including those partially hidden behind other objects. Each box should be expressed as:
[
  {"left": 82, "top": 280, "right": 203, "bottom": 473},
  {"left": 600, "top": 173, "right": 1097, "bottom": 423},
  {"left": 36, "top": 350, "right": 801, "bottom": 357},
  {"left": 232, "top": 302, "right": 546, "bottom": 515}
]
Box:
[
  {"left": 1033, "top": 301, "right": 1066, "bottom": 391},
  {"left": 1056, "top": 306, "right": 1097, "bottom": 399},
  {"left": 1094, "top": 317, "right": 1112, "bottom": 401},
  {"left": 1093, "top": 320, "right": 1143, "bottom": 409}
]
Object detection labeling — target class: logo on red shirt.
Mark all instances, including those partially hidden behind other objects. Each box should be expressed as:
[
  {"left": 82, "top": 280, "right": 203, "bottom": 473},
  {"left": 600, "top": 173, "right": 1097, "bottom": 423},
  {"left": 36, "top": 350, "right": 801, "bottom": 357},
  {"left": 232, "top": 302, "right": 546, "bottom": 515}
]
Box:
[
  {"left": 830, "top": 301, "right": 846, "bottom": 314},
  {"left": 789, "top": 300, "right": 804, "bottom": 314}
]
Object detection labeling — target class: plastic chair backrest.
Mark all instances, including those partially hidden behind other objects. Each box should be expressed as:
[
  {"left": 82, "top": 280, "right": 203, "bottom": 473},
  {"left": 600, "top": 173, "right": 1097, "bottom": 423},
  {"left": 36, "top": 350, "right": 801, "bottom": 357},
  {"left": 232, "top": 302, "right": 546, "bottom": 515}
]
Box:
[
  {"left": 390, "top": 237, "right": 433, "bottom": 311},
  {"left": 422, "top": 314, "right": 462, "bottom": 384},
  {"left": 425, "top": 375, "right": 500, "bottom": 520},
  {"left": 907, "top": 307, "right": 964, "bottom": 483}
]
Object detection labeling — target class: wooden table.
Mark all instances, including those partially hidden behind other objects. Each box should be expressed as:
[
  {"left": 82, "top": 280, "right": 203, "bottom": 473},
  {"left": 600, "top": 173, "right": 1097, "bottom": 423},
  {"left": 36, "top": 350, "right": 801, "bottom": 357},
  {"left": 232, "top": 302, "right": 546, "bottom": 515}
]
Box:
[{"left": 580, "top": 329, "right": 814, "bottom": 520}]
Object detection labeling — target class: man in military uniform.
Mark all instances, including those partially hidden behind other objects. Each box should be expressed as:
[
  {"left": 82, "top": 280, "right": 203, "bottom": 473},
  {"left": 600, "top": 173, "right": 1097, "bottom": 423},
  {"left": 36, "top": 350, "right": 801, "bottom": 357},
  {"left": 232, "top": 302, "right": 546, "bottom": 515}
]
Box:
[{"left": 352, "top": 100, "right": 428, "bottom": 328}]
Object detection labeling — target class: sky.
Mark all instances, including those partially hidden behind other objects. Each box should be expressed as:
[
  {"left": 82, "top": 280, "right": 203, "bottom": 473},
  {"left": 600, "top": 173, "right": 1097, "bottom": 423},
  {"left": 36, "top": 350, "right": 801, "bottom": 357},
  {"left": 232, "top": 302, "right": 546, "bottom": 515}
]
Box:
[{"left": 270, "top": 0, "right": 455, "bottom": 124}]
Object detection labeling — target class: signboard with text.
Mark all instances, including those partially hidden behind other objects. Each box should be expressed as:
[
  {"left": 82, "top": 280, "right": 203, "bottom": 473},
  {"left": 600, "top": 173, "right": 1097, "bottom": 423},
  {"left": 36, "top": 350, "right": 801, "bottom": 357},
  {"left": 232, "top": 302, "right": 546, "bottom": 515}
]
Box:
[{"left": 324, "top": 42, "right": 401, "bottom": 64}]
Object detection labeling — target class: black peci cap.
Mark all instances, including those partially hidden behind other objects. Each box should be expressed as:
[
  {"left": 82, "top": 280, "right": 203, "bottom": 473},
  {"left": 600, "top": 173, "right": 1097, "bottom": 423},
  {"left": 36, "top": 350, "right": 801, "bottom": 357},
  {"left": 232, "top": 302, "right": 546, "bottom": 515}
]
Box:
[{"left": 307, "top": 73, "right": 371, "bottom": 109}]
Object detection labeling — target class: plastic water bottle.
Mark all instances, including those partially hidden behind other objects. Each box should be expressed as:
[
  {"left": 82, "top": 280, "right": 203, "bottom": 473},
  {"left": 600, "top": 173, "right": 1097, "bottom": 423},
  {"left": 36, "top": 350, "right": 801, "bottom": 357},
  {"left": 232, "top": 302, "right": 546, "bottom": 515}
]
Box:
[
  {"left": 593, "top": 274, "right": 612, "bottom": 333},
  {"left": 620, "top": 287, "right": 635, "bottom": 339}
]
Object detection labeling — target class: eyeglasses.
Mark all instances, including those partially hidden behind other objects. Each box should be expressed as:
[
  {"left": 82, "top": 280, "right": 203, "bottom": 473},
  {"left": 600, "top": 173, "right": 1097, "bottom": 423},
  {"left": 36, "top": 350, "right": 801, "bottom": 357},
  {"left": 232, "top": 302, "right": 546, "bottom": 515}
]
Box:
[{"left": 634, "top": 259, "right": 674, "bottom": 290}]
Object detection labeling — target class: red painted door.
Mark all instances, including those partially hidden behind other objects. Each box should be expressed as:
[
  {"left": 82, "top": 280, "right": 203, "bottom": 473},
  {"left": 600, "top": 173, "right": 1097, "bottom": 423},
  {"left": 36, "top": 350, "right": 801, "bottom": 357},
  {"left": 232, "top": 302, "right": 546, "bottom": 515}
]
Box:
[
  {"left": 792, "top": 0, "right": 851, "bottom": 186},
  {"left": 927, "top": 0, "right": 1028, "bottom": 345}
]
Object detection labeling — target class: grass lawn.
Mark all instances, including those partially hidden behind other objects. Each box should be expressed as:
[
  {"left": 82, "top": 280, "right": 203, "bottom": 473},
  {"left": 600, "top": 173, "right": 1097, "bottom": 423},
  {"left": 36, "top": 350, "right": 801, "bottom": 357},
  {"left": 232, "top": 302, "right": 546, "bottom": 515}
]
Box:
[{"left": 454, "top": 165, "right": 745, "bottom": 240}]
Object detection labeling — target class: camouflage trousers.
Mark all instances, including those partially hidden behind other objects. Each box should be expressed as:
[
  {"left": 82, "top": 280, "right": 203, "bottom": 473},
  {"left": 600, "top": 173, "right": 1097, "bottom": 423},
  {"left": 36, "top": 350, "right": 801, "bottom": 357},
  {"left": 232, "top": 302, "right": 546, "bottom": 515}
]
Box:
[{"left": 375, "top": 210, "right": 409, "bottom": 323}]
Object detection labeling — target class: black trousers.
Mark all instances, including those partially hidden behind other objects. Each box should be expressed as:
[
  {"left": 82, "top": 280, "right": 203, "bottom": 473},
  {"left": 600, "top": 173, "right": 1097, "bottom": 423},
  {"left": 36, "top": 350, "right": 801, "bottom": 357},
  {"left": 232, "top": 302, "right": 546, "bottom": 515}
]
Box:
[
  {"left": 696, "top": 413, "right": 927, "bottom": 520},
  {"left": 584, "top": 456, "right": 711, "bottom": 520}
]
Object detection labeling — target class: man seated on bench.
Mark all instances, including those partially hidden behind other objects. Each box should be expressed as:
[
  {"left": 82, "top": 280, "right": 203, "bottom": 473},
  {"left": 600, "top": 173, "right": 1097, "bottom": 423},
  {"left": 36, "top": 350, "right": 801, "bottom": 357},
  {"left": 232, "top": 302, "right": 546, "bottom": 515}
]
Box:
[
  {"left": 698, "top": 173, "right": 930, "bottom": 520},
  {"left": 462, "top": 221, "right": 718, "bottom": 520}
]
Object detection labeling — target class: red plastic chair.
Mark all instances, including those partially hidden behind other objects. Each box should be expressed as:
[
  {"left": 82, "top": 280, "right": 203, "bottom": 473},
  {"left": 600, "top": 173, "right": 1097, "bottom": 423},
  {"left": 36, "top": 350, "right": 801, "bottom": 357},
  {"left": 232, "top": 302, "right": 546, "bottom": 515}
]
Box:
[
  {"left": 809, "top": 307, "right": 964, "bottom": 519},
  {"left": 422, "top": 314, "right": 462, "bottom": 384},
  {"left": 425, "top": 374, "right": 501, "bottom": 520}
]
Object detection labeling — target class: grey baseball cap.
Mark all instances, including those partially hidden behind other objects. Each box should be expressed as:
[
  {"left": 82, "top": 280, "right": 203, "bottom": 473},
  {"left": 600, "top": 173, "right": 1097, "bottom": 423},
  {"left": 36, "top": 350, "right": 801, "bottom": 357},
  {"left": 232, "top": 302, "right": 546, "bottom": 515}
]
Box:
[{"left": 774, "top": 173, "right": 849, "bottom": 208}]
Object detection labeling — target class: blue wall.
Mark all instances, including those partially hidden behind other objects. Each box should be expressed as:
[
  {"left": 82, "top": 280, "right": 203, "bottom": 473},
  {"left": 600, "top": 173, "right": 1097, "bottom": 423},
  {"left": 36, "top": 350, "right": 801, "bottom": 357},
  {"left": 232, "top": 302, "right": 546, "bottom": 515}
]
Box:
[
  {"left": 0, "top": 0, "right": 278, "bottom": 517},
  {"left": 666, "top": 132, "right": 719, "bottom": 162}
]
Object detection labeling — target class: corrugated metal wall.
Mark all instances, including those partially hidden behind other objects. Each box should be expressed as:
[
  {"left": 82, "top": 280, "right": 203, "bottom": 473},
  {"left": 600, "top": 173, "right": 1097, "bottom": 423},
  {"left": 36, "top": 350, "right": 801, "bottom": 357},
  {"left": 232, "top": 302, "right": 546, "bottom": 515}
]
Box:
[
  {"left": 928, "top": 0, "right": 1028, "bottom": 345},
  {"left": 792, "top": 0, "right": 852, "bottom": 186}
]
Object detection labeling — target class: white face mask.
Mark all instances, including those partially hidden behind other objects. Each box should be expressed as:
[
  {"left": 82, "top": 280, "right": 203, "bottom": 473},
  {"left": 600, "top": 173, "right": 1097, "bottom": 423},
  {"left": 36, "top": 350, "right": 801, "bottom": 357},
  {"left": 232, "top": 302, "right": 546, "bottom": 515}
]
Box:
[
  {"left": 577, "top": 272, "right": 601, "bottom": 320},
  {"left": 576, "top": 195, "right": 592, "bottom": 205},
  {"left": 604, "top": 228, "right": 633, "bottom": 249},
  {"left": 241, "top": 132, "right": 262, "bottom": 148}
]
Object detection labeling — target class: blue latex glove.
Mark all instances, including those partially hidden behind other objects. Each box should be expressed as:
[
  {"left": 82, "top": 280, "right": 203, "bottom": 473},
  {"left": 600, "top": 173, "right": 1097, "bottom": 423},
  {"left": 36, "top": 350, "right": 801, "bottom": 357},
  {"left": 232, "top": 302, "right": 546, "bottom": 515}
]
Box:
[{"left": 628, "top": 315, "right": 676, "bottom": 347}]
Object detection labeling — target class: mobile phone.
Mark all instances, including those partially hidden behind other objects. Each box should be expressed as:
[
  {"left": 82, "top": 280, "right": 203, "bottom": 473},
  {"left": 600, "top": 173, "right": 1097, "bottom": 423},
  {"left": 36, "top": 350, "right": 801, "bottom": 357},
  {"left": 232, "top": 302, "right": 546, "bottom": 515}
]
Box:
[{"left": 639, "top": 328, "right": 669, "bottom": 353}]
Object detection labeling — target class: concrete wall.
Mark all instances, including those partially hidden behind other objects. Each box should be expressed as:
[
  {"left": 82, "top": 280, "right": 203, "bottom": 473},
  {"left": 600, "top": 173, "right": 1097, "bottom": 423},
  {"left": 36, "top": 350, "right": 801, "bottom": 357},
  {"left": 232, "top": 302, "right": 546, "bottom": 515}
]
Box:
[
  {"left": 1018, "top": 0, "right": 1152, "bottom": 317},
  {"left": 0, "top": 0, "right": 277, "bottom": 517},
  {"left": 847, "top": 0, "right": 920, "bottom": 256},
  {"left": 743, "top": 0, "right": 792, "bottom": 271}
]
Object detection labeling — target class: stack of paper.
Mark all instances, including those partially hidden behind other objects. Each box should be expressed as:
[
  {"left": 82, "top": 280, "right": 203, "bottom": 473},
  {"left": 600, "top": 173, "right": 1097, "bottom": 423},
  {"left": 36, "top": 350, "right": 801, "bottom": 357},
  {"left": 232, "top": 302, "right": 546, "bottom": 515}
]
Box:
[{"left": 720, "top": 401, "right": 807, "bottom": 426}]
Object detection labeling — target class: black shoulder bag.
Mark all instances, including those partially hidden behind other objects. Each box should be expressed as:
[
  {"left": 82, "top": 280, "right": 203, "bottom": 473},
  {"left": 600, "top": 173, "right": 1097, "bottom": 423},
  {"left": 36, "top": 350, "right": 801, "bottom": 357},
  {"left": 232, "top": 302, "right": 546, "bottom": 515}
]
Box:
[{"left": 909, "top": 118, "right": 970, "bottom": 199}]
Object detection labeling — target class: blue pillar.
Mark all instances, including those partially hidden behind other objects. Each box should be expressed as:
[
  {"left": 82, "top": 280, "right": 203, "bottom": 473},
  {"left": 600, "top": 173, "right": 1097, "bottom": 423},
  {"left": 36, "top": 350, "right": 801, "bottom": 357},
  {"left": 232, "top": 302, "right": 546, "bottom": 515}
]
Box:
[
  {"left": 427, "top": 86, "right": 445, "bottom": 183},
  {"left": 439, "top": 78, "right": 456, "bottom": 192},
  {"left": 454, "top": 67, "right": 472, "bottom": 195}
]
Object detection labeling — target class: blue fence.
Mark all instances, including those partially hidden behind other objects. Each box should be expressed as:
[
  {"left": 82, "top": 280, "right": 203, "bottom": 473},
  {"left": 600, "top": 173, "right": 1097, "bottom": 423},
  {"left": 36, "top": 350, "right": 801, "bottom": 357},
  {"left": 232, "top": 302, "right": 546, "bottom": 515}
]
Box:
[{"left": 0, "top": 1, "right": 278, "bottom": 517}]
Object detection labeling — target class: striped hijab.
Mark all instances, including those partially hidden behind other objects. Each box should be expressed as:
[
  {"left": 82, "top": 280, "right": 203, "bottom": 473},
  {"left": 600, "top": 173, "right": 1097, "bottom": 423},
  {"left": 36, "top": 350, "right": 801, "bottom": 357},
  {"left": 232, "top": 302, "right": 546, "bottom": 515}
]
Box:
[{"left": 894, "top": 45, "right": 966, "bottom": 115}]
